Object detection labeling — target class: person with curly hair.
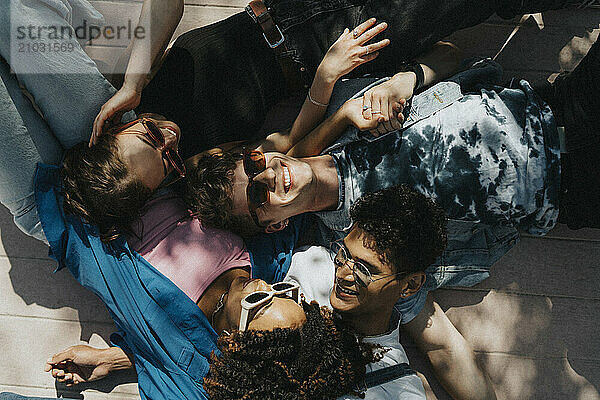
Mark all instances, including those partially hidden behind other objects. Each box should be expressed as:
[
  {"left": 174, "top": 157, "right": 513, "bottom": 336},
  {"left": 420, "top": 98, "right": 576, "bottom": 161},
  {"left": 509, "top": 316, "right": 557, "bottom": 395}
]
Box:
[{"left": 46, "top": 185, "right": 439, "bottom": 400}]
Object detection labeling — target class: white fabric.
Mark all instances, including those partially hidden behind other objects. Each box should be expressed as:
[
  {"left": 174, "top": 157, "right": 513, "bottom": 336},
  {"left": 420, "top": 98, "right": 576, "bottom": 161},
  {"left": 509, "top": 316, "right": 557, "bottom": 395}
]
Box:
[{"left": 284, "top": 246, "right": 426, "bottom": 399}]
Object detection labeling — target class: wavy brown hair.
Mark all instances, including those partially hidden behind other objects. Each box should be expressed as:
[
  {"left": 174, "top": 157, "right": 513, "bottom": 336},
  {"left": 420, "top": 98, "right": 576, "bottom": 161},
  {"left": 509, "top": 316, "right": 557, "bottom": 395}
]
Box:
[
  {"left": 350, "top": 184, "right": 448, "bottom": 274},
  {"left": 204, "top": 301, "right": 383, "bottom": 400},
  {"left": 61, "top": 135, "right": 153, "bottom": 241},
  {"left": 185, "top": 151, "right": 263, "bottom": 237}
]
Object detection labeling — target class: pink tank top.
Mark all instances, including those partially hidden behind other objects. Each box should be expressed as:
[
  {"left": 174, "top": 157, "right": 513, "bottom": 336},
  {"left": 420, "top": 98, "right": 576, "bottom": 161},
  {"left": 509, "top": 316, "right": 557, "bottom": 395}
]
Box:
[{"left": 127, "top": 193, "right": 251, "bottom": 302}]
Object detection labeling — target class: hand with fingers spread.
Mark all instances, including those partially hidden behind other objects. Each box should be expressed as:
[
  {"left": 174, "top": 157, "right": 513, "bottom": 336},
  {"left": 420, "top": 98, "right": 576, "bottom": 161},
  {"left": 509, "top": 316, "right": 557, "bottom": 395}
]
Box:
[
  {"left": 316, "top": 18, "right": 390, "bottom": 85},
  {"left": 90, "top": 84, "right": 141, "bottom": 147},
  {"left": 44, "top": 345, "right": 133, "bottom": 386},
  {"left": 341, "top": 97, "right": 406, "bottom": 133},
  {"left": 362, "top": 71, "right": 418, "bottom": 136}
]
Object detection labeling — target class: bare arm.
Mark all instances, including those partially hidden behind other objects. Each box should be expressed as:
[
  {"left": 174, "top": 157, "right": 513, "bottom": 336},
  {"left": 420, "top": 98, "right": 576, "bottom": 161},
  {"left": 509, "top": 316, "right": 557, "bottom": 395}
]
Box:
[
  {"left": 91, "top": 0, "right": 184, "bottom": 142},
  {"left": 45, "top": 345, "right": 134, "bottom": 386},
  {"left": 255, "top": 18, "right": 389, "bottom": 154},
  {"left": 286, "top": 41, "right": 462, "bottom": 157},
  {"left": 403, "top": 294, "right": 496, "bottom": 400}
]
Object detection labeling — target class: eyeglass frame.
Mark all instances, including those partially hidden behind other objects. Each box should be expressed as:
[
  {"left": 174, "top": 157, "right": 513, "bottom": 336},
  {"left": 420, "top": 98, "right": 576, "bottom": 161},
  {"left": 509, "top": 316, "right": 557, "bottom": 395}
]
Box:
[
  {"left": 238, "top": 281, "right": 300, "bottom": 332},
  {"left": 113, "top": 117, "right": 186, "bottom": 178},
  {"left": 242, "top": 148, "right": 270, "bottom": 227},
  {"left": 329, "top": 240, "right": 410, "bottom": 288}
]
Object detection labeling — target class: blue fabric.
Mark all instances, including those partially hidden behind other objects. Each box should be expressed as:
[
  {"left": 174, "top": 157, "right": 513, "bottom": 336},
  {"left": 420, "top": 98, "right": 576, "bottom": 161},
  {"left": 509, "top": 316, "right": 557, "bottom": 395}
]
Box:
[
  {"left": 34, "top": 164, "right": 220, "bottom": 400},
  {"left": 246, "top": 214, "right": 309, "bottom": 283}
]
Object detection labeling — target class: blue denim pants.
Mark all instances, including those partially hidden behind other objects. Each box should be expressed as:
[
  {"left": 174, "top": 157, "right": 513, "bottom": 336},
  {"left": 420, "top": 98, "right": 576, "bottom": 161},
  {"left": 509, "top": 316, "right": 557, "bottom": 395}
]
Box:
[
  {"left": 0, "top": 393, "right": 57, "bottom": 400},
  {"left": 0, "top": 0, "right": 128, "bottom": 240}
]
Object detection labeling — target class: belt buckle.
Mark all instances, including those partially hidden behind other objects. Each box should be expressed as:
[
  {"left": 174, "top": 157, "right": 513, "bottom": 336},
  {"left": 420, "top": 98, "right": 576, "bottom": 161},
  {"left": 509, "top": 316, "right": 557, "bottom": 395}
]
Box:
[{"left": 263, "top": 24, "right": 285, "bottom": 48}]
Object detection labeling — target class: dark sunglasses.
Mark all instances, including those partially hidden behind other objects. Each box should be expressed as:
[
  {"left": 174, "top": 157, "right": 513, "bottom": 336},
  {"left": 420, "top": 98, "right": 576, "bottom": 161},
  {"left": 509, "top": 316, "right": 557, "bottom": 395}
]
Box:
[
  {"left": 115, "top": 118, "right": 186, "bottom": 178},
  {"left": 243, "top": 148, "right": 269, "bottom": 227}
]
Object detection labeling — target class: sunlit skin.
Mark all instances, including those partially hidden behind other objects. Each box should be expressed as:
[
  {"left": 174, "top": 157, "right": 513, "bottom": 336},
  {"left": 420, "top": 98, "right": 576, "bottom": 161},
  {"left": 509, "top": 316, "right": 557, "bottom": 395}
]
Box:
[
  {"left": 115, "top": 118, "right": 181, "bottom": 190},
  {"left": 330, "top": 226, "right": 425, "bottom": 335},
  {"left": 231, "top": 152, "right": 339, "bottom": 229},
  {"left": 215, "top": 276, "right": 307, "bottom": 332}
]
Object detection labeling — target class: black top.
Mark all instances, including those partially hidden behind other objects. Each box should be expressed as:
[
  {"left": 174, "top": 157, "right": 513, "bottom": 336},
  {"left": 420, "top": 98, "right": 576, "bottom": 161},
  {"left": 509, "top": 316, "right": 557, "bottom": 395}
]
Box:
[{"left": 138, "top": 11, "right": 286, "bottom": 159}]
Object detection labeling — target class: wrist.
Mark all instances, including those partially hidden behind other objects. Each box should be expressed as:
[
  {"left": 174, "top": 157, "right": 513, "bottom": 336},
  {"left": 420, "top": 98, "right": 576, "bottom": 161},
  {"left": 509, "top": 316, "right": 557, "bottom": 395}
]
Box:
[
  {"left": 315, "top": 65, "right": 338, "bottom": 87},
  {"left": 337, "top": 103, "right": 351, "bottom": 126},
  {"left": 102, "top": 347, "right": 133, "bottom": 372},
  {"left": 400, "top": 62, "right": 425, "bottom": 92},
  {"left": 122, "top": 73, "right": 147, "bottom": 94}
]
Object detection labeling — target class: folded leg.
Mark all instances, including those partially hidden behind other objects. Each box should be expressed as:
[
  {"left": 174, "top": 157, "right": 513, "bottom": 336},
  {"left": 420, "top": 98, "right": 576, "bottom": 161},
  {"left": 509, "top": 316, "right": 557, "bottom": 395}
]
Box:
[{"left": 0, "top": 0, "right": 121, "bottom": 149}]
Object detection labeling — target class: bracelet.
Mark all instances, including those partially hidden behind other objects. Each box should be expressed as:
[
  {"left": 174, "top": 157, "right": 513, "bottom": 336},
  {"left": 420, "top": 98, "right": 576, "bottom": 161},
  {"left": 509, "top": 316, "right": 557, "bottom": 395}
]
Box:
[{"left": 307, "top": 89, "right": 329, "bottom": 107}]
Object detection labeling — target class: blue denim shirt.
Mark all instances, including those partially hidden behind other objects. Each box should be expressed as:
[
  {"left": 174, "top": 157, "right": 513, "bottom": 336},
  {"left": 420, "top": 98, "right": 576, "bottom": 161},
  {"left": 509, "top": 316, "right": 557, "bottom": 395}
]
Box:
[{"left": 34, "top": 164, "right": 219, "bottom": 400}]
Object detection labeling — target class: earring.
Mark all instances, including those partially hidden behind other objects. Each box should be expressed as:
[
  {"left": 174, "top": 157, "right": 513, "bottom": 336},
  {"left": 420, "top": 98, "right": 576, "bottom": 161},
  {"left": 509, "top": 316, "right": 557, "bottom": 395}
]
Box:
[{"left": 401, "top": 291, "right": 408, "bottom": 297}]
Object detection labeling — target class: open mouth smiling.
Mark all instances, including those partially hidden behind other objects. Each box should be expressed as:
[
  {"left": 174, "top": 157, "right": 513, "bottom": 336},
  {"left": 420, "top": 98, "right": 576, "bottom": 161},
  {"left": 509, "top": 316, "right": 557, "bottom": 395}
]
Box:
[
  {"left": 335, "top": 278, "right": 359, "bottom": 297},
  {"left": 282, "top": 163, "right": 292, "bottom": 193}
]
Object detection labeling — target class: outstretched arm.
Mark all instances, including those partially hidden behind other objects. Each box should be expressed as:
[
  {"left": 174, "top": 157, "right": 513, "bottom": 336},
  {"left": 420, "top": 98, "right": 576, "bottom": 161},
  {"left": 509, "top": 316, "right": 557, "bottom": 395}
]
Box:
[
  {"left": 403, "top": 294, "right": 496, "bottom": 400},
  {"left": 45, "top": 345, "right": 134, "bottom": 387},
  {"left": 255, "top": 18, "right": 389, "bottom": 154}
]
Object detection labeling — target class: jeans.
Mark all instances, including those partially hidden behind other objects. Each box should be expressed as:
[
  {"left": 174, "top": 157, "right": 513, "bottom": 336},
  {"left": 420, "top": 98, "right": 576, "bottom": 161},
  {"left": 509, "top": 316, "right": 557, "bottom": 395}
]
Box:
[
  {"left": 143, "top": 0, "right": 578, "bottom": 155},
  {"left": 0, "top": 394, "right": 57, "bottom": 400},
  {"left": 0, "top": 0, "right": 127, "bottom": 240}
]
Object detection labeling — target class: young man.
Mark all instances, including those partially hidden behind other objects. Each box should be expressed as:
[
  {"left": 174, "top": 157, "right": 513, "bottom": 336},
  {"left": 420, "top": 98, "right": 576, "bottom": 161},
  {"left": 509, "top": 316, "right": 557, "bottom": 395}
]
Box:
[
  {"left": 46, "top": 185, "right": 494, "bottom": 399},
  {"left": 189, "top": 37, "right": 600, "bottom": 301}
]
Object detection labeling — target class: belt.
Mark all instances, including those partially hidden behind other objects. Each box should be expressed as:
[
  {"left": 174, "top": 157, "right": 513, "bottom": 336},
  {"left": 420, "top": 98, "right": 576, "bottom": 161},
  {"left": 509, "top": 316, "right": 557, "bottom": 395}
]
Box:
[{"left": 246, "top": 0, "right": 304, "bottom": 92}]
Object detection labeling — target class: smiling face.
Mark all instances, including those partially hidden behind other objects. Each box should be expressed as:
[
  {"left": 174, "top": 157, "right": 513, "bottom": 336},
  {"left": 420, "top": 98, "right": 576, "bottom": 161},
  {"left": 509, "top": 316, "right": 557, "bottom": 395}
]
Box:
[
  {"left": 230, "top": 152, "right": 317, "bottom": 229},
  {"left": 114, "top": 118, "right": 182, "bottom": 190},
  {"left": 329, "top": 227, "right": 404, "bottom": 318},
  {"left": 221, "top": 277, "right": 307, "bottom": 331}
]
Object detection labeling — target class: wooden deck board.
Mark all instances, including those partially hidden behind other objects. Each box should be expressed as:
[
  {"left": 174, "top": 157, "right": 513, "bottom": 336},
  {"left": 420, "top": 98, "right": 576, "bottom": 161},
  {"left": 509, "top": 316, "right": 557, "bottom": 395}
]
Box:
[{"left": 2, "top": 3, "right": 600, "bottom": 399}]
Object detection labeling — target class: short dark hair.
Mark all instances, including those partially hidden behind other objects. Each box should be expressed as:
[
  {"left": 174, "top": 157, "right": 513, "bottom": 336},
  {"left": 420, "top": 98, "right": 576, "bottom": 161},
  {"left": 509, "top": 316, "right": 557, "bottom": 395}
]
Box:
[
  {"left": 204, "top": 301, "right": 382, "bottom": 400},
  {"left": 61, "top": 135, "right": 153, "bottom": 242},
  {"left": 185, "top": 152, "right": 262, "bottom": 237},
  {"left": 349, "top": 184, "right": 447, "bottom": 274}
]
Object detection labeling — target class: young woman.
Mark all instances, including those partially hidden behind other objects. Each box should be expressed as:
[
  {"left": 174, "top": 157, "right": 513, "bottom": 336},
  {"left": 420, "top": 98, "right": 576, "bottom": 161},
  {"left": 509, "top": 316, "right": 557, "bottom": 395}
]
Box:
[{"left": 0, "top": 3, "right": 402, "bottom": 397}]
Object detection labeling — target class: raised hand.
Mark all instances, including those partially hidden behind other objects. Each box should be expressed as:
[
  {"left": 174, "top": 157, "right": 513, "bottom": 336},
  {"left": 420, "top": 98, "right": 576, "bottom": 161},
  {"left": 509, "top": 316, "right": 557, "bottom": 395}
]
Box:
[
  {"left": 317, "top": 18, "right": 390, "bottom": 84},
  {"left": 90, "top": 84, "right": 141, "bottom": 146}
]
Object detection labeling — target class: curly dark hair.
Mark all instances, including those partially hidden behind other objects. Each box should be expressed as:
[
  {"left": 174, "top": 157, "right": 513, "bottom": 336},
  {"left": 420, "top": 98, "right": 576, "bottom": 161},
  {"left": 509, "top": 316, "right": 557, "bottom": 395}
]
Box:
[
  {"left": 185, "top": 152, "right": 263, "bottom": 237},
  {"left": 204, "top": 301, "right": 382, "bottom": 400},
  {"left": 61, "top": 135, "right": 153, "bottom": 242},
  {"left": 350, "top": 184, "right": 448, "bottom": 274}
]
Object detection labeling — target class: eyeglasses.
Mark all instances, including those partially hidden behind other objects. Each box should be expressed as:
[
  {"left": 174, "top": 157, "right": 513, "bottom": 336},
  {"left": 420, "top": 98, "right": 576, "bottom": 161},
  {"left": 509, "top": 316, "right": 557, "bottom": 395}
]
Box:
[
  {"left": 114, "top": 118, "right": 186, "bottom": 178},
  {"left": 243, "top": 148, "right": 269, "bottom": 227},
  {"left": 329, "top": 240, "right": 409, "bottom": 288},
  {"left": 238, "top": 281, "right": 300, "bottom": 332}
]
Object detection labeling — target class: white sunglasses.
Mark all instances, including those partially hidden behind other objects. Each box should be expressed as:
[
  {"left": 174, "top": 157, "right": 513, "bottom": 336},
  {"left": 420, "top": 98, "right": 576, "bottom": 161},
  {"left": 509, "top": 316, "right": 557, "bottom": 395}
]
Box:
[{"left": 238, "top": 281, "right": 300, "bottom": 332}]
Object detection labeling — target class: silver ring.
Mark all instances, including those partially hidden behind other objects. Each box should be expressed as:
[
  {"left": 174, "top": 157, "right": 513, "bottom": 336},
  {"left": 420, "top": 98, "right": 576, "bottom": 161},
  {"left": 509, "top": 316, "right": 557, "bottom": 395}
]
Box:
[
  {"left": 353, "top": 29, "right": 359, "bottom": 38},
  {"left": 364, "top": 47, "right": 369, "bottom": 56},
  {"left": 362, "top": 105, "right": 371, "bottom": 111}
]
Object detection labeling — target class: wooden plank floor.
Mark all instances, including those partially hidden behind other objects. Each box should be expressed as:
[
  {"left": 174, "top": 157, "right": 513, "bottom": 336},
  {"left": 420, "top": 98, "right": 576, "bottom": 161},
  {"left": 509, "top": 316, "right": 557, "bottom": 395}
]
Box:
[{"left": 1, "top": 2, "right": 599, "bottom": 399}]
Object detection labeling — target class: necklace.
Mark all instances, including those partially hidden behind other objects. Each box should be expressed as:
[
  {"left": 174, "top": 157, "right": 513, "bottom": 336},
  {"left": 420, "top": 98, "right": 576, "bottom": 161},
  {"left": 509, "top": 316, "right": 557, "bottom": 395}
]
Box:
[{"left": 212, "top": 291, "right": 228, "bottom": 326}]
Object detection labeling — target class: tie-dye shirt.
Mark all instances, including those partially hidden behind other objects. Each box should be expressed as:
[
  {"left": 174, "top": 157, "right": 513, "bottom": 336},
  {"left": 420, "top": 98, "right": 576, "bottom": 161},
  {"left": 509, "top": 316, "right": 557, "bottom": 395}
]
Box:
[{"left": 314, "top": 59, "right": 561, "bottom": 290}]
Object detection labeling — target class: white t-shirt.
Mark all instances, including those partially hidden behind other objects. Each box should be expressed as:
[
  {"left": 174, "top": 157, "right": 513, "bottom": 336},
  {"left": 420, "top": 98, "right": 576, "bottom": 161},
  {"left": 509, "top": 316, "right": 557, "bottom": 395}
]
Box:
[{"left": 284, "top": 246, "right": 426, "bottom": 400}]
